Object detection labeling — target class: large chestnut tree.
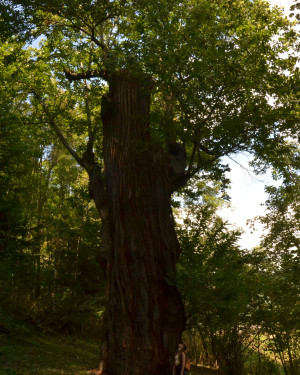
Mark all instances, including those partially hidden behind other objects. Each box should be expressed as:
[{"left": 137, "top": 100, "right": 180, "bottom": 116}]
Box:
[{"left": 0, "top": 0, "right": 299, "bottom": 374}]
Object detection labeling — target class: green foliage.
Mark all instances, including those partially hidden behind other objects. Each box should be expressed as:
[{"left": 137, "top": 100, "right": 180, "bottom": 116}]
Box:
[
  {"left": 250, "top": 174, "right": 300, "bottom": 375},
  {"left": 176, "top": 184, "right": 300, "bottom": 374},
  {"left": 176, "top": 200, "right": 254, "bottom": 374},
  {"left": 290, "top": 0, "right": 300, "bottom": 21},
  {"left": 0, "top": 37, "right": 106, "bottom": 335},
  {"left": 0, "top": 89, "right": 105, "bottom": 336},
  {"left": 259, "top": 176, "right": 300, "bottom": 254},
  {"left": 1, "top": 0, "right": 299, "bottom": 182}
]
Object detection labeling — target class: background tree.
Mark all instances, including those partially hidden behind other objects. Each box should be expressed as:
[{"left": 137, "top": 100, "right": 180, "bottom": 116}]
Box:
[
  {"left": 175, "top": 186, "right": 257, "bottom": 375},
  {"left": 253, "top": 164, "right": 300, "bottom": 375},
  {"left": 0, "top": 47, "right": 105, "bottom": 335},
  {"left": 175, "top": 171, "right": 300, "bottom": 375}
]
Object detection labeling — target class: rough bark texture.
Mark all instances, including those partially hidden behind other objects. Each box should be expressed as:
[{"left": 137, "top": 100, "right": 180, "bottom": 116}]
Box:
[{"left": 101, "top": 70, "right": 186, "bottom": 375}]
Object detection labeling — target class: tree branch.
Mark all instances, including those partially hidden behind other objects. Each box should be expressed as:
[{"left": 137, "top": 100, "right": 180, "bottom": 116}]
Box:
[
  {"left": 187, "top": 141, "right": 198, "bottom": 174},
  {"left": 170, "top": 166, "right": 202, "bottom": 194},
  {"left": 90, "top": 27, "right": 109, "bottom": 51},
  {"left": 199, "top": 143, "right": 215, "bottom": 156},
  {"left": 67, "top": 18, "right": 109, "bottom": 51},
  {"left": 33, "top": 92, "right": 84, "bottom": 167},
  {"left": 64, "top": 68, "right": 108, "bottom": 81},
  {"left": 34, "top": 91, "right": 109, "bottom": 218},
  {"left": 171, "top": 146, "right": 223, "bottom": 193},
  {"left": 84, "top": 85, "right": 96, "bottom": 151}
]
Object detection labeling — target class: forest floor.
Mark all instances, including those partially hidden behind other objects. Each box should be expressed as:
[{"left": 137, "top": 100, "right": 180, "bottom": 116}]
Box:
[
  {"left": 190, "top": 366, "right": 223, "bottom": 374},
  {"left": 0, "top": 331, "right": 100, "bottom": 375},
  {"left": 0, "top": 330, "right": 221, "bottom": 375}
]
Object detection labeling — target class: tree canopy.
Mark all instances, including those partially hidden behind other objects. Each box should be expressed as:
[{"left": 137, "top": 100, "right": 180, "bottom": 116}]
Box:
[{"left": 1, "top": 0, "right": 299, "bottom": 181}]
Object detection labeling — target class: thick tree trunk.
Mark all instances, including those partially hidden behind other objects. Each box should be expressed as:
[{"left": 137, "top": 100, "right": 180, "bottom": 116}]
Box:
[{"left": 101, "top": 70, "right": 186, "bottom": 375}]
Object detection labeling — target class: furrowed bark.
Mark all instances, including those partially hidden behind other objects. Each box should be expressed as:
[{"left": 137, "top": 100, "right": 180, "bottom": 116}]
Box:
[
  {"left": 80, "top": 149, "right": 110, "bottom": 273},
  {"left": 101, "top": 69, "right": 186, "bottom": 375}
]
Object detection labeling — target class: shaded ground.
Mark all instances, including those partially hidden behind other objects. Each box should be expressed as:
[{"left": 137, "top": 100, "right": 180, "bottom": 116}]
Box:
[
  {"left": 0, "top": 331, "right": 223, "bottom": 375},
  {"left": 0, "top": 332, "right": 99, "bottom": 375},
  {"left": 190, "top": 365, "right": 223, "bottom": 375},
  {"left": 89, "top": 366, "right": 222, "bottom": 375}
]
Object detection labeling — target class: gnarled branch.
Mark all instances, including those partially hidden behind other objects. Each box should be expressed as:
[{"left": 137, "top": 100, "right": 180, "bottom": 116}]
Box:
[
  {"left": 64, "top": 68, "right": 108, "bottom": 81},
  {"left": 34, "top": 91, "right": 109, "bottom": 220},
  {"left": 33, "top": 92, "right": 83, "bottom": 166}
]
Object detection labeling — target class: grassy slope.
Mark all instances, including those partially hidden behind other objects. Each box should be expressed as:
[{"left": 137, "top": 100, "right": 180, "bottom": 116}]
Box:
[
  {"left": 0, "top": 332, "right": 100, "bottom": 375},
  {"left": 0, "top": 330, "right": 224, "bottom": 375}
]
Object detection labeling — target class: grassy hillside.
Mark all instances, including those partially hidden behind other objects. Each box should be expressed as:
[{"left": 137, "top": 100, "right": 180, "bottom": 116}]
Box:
[{"left": 0, "top": 329, "right": 224, "bottom": 375}]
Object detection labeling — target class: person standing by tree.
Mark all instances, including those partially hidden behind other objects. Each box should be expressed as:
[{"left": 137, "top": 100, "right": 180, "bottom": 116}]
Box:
[{"left": 174, "top": 343, "right": 188, "bottom": 375}]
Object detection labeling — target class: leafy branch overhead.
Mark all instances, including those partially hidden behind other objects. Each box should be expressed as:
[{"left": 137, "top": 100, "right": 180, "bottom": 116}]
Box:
[
  {"left": 1, "top": 0, "right": 299, "bottom": 186},
  {"left": 290, "top": 0, "right": 300, "bottom": 20}
]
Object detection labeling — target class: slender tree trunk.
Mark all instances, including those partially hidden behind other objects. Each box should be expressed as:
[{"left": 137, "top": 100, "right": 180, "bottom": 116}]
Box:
[
  {"left": 274, "top": 337, "right": 289, "bottom": 375},
  {"left": 257, "top": 333, "right": 261, "bottom": 375},
  {"left": 199, "top": 328, "right": 209, "bottom": 366},
  {"left": 101, "top": 70, "right": 186, "bottom": 375},
  {"left": 286, "top": 334, "right": 295, "bottom": 375}
]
